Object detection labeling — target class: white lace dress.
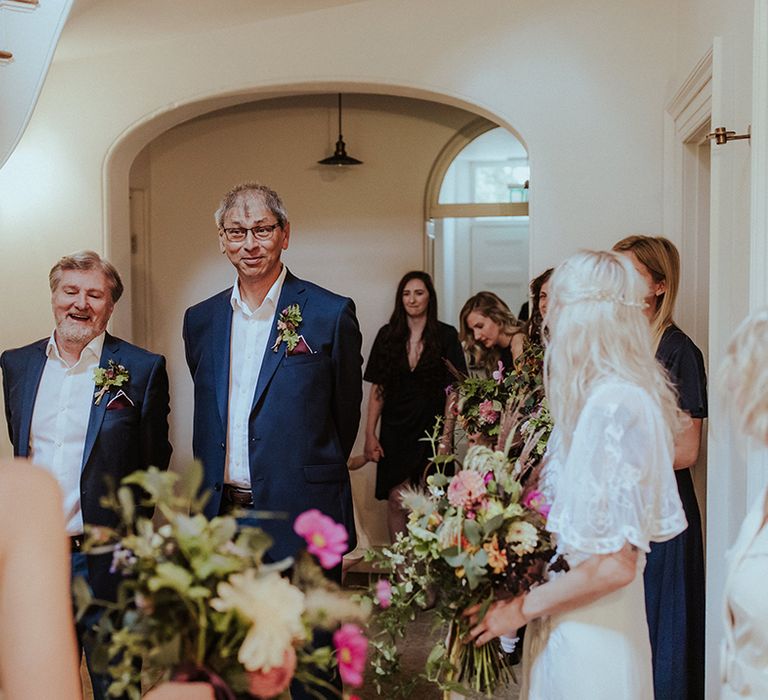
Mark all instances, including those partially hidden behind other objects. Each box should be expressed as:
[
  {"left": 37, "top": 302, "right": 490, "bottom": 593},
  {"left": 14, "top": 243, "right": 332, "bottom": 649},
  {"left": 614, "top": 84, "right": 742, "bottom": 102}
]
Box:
[{"left": 519, "top": 380, "right": 687, "bottom": 700}]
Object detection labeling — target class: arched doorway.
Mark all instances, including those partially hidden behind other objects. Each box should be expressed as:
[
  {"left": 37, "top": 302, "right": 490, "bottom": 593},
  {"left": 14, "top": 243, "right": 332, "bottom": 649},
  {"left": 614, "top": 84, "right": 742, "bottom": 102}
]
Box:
[
  {"left": 108, "top": 88, "right": 530, "bottom": 551},
  {"left": 424, "top": 122, "right": 530, "bottom": 324}
]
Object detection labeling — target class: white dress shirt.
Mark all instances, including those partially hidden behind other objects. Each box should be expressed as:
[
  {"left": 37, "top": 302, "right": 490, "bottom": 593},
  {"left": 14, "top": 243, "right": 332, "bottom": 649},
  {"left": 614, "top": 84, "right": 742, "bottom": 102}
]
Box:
[
  {"left": 29, "top": 331, "right": 105, "bottom": 536},
  {"left": 225, "top": 265, "right": 287, "bottom": 487}
]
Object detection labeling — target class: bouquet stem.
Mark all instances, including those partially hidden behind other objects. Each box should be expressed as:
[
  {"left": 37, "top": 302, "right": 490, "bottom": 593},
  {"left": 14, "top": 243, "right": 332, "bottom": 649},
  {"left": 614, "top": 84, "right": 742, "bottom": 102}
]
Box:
[{"left": 443, "top": 618, "right": 515, "bottom": 698}]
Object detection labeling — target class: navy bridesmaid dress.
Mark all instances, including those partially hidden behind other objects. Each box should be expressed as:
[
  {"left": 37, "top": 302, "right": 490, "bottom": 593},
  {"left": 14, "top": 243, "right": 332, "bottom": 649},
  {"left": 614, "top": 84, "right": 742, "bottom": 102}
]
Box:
[{"left": 645, "top": 324, "right": 707, "bottom": 700}]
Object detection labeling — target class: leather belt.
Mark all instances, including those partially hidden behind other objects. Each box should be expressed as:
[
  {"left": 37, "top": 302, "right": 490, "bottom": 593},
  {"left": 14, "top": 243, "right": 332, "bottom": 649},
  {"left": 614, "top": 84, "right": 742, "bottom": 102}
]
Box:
[
  {"left": 70, "top": 535, "right": 84, "bottom": 552},
  {"left": 222, "top": 484, "right": 253, "bottom": 507}
]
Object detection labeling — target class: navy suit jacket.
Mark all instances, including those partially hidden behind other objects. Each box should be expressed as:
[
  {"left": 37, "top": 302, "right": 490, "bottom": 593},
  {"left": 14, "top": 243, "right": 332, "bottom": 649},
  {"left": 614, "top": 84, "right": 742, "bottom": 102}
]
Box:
[
  {"left": 1, "top": 333, "right": 172, "bottom": 600},
  {"left": 183, "top": 270, "right": 362, "bottom": 562}
]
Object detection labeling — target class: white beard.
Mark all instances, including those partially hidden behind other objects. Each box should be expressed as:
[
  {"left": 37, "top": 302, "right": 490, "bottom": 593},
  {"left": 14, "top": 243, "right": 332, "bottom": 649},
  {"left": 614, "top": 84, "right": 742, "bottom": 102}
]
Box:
[{"left": 56, "top": 319, "right": 100, "bottom": 347}]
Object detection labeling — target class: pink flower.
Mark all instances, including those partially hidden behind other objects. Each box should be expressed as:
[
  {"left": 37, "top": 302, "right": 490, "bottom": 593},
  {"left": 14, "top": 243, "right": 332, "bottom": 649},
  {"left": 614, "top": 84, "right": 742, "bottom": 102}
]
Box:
[
  {"left": 333, "top": 623, "right": 367, "bottom": 688},
  {"left": 294, "top": 509, "right": 348, "bottom": 569},
  {"left": 375, "top": 579, "right": 392, "bottom": 609},
  {"left": 483, "top": 470, "right": 494, "bottom": 485},
  {"left": 477, "top": 400, "right": 499, "bottom": 424},
  {"left": 522, "top": 490, "right": 551, "bottom": 518},
  {"left": 447, "top": 470, "right": 487, "bottom": 509},
  {"left": 492, "top": 361, "right": 505, "bottom": 383},
  {"left": 246, "top": 646, "right": 296, "bottom": 698}
]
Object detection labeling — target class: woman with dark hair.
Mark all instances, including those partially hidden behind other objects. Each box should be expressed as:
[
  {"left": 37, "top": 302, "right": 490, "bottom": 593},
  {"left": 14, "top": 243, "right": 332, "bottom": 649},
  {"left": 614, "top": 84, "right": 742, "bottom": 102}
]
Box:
[
  {"left": 614, "top": 234, "right": 706, "bottom": 700},
  {"left": 364, "top": 271, "right": 466, "bottom": 540},
  {"left": 459, "top": 291, "right": 519, "bottom": 375},
  {"left": 523, "top": 268, "right": 553, "bottom": 348}
]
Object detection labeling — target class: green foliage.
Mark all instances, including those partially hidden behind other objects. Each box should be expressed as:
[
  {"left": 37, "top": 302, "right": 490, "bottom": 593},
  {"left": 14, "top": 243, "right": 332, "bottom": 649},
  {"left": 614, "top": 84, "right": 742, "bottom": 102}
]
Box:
[{"left": 79, "top": 464, "right": 363, "bottom": 697}]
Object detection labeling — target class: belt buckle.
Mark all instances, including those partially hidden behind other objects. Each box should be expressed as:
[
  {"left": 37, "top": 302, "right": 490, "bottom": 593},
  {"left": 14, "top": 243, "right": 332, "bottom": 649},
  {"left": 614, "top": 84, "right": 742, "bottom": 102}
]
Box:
[{"left": 225, "top": 485, "right": 253, "bottom": 506}]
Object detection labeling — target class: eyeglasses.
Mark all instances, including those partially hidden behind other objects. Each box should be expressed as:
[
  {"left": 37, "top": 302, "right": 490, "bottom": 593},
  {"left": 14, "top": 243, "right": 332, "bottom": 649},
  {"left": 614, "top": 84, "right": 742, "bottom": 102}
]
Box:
[{"left": 220, "top": 223, "right": 281, "bottom": 243}]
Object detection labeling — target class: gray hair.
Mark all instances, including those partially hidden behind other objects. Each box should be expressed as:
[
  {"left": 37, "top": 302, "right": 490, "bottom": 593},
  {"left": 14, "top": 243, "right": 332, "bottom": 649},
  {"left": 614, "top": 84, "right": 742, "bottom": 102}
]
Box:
[
  {"left": 49, "top": 250, "right": 124, "bottom": 303},
  {"left": 214, "top": 182, "right": 289, "bottom": 229}
]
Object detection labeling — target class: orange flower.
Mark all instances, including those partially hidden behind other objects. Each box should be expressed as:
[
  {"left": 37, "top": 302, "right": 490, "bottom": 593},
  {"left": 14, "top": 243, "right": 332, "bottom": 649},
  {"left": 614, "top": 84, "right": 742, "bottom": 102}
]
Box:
[{"left": 483, "top": 535, "right": 509, "bottom": 574}]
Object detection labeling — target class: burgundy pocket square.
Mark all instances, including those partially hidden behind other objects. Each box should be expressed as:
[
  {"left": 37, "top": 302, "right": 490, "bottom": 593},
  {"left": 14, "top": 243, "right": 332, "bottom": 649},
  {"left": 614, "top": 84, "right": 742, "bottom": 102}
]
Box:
[
  {"left": 287, "top": 335, "right": 314, "bottom": 356},
  {"left": 106, "top": 390, "right": 134, "bottom": 410}
]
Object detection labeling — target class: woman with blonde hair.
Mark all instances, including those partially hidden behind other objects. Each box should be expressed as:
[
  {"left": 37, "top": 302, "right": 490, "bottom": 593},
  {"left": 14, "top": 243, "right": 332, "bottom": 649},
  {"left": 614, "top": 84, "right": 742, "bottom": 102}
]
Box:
[
  {"left": 717, "top": 308, "right": 768, "bottom": 700},
  {"left": 459, "top": 291, "right": 519, "bottom": 375},
  {"left": 614, "top": 235, "right": 706, "bottom": 700},
  {"left": 466, "top": 250, "right": 686, "bottom": 699}
]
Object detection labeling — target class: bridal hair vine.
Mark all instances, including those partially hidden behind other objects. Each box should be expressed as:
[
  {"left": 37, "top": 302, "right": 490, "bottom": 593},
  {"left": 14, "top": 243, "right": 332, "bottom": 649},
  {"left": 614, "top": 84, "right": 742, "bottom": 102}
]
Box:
[{"left": 565, "top": 290, "right": 647, "bottom": 308}]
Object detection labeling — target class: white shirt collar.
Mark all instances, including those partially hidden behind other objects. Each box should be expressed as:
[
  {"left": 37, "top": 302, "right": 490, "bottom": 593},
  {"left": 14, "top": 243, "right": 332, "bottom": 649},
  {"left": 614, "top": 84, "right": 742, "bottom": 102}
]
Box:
[
  {"left": 230, "top": 264, "right": 287, "bottom": 315},
  {"left": 46, "top": 331, "right": 105, "bottom": 368}
]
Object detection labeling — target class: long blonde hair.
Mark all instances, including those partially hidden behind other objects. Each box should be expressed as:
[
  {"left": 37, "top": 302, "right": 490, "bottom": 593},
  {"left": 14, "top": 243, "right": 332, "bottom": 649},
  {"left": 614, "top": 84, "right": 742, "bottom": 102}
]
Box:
[
  {"left": 613, "top": 235, "right": 679, "bottom": 348},
  {"left": 459, "top": 291, "right": 519, "bottom": 372},
  {"left": 718, "top": 308, "right": 768, "bottom": 445},
  {"left": 545, "top": 250, "right": 683, "bottom": 449}
]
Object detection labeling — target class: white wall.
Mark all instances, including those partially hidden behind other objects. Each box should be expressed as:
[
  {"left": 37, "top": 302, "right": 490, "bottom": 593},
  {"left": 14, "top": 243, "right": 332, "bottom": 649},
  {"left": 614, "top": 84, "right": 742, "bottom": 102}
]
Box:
[
  {"left": 0, "top": 0, "right": 679, "bottom": 461},
  {"left": 131, "top": 94, "right": 481, "bottom": 547},
  {"left": 669, "top": 2, "right": 757, "bottom": 694}
]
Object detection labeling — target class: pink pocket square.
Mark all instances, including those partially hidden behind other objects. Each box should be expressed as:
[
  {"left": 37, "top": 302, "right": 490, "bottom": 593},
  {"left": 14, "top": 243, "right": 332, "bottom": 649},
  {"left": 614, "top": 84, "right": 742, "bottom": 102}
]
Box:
[
  {"left": 106, "top": 389, "right": 134, "bottom": 410},
  {"left": 287, "top": 335, "right": 314, "bottom": 356}
]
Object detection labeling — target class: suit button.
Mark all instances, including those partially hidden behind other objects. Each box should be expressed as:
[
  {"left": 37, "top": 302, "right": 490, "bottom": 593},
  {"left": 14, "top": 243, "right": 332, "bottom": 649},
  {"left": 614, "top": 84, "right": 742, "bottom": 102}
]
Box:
[
  {"left": 219, "top": 442, "right": 225, "bottom": 450},
  {"left": 214, "top": 483, "right": 221, "bottom": 492}
]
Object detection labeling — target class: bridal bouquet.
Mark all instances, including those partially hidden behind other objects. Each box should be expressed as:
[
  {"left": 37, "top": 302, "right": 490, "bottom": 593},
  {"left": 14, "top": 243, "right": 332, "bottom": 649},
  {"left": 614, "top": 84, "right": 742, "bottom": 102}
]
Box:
[
  {"left": 365, "top": 441, "right": 564, "bottom": 697},
  {"left": 77, "top": 465, "right": 369, "bottom": 700}
]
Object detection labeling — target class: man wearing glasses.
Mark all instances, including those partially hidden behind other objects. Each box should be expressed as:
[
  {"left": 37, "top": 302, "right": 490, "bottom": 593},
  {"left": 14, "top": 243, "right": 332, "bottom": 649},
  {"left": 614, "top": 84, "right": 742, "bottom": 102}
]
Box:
[{"left": 183, "top": 183, "right": 362, "bottom": 587}]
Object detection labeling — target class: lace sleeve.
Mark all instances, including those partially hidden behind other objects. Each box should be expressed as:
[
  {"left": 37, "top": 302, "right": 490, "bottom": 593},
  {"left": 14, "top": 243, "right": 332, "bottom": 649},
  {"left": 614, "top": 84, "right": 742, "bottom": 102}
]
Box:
[{"left": 546, "top": 383, "right": 687, "bottom": 554}]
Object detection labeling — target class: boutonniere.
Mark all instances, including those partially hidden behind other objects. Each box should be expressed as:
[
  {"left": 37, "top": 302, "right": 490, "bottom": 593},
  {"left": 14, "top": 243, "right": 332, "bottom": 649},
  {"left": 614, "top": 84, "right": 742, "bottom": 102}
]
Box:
[
  {"left": 272, "top": 303, "right": 303, "bottom": 353},
  {"left": 93, "top": 359, "right": 130, "bottom": 406}
]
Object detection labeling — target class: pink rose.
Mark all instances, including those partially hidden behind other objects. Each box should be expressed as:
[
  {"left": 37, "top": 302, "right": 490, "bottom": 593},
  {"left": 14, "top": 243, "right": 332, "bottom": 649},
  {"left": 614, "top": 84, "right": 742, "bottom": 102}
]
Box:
[
  {"left": 333, "top": 623, "right": 367, "bottom": 688},
  {"left": 447, "top": 470, "right": 487, "bottom": 510},
  {"left": 246, "top": 646, "right": 297, "bottom": 698},
  {"left": 294, "top": 509, "right": 349, "bottom": 569},
  {"left": 477, "top": 400, "right": 499, "bottom": 424}
]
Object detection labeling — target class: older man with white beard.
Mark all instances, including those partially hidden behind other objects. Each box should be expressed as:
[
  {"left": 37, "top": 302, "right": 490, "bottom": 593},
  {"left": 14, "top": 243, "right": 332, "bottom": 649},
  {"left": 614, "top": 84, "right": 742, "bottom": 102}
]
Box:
[{"left": 1, "top": 250, "right": 172, "bottom": 699}]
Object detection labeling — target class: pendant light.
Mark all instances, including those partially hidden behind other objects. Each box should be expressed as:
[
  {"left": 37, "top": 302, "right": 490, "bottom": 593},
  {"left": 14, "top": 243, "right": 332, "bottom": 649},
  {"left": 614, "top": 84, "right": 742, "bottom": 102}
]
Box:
[{"left": 318, "top": 93, "right": 363, "bottom": 166}]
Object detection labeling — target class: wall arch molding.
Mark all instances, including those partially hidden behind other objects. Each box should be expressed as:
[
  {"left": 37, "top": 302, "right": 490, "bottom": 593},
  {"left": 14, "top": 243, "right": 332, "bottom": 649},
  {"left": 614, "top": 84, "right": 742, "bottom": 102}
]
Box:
[{"left": 101, "top": 79, "right": 529, "bottom": 335}]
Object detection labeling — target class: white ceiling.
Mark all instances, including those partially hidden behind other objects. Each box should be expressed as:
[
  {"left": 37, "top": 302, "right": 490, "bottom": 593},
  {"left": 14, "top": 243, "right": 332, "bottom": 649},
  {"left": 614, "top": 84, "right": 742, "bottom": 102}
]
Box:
[{"left": 56, "top": 0, "right": 367, "bottom": 61}]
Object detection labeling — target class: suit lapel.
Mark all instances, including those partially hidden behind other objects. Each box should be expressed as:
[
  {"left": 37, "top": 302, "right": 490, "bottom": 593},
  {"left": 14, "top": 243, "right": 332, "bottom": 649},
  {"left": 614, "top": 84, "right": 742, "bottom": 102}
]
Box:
[
  {"left": 17, "top": 341, "right": 48, "bottom": 457},
  {"left": 213, "top": 291, "right": 234, "bottom": 431},
  {"left": 251, "top": 271, "right": 307, "bottom": 412},
  {"left": 81, "top": 333, "right": 120, "bottom": 471}
]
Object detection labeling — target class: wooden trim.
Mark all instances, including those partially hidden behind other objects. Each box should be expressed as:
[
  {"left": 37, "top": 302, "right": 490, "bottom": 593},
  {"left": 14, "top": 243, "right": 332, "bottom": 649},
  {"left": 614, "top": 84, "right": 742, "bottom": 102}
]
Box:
[{"left": 429, "top": 202, "right": 528, "bottom": 218}]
